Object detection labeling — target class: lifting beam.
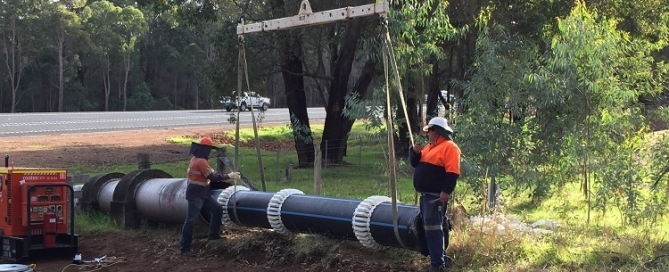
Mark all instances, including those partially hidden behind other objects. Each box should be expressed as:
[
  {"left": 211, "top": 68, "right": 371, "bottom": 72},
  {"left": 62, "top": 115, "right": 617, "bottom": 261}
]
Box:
[
  {"left": 233, "top": 0, "right": 409, "bottom": 250},
  {"left": 236, "top": 0, "right": 389, "bottom": 35}
]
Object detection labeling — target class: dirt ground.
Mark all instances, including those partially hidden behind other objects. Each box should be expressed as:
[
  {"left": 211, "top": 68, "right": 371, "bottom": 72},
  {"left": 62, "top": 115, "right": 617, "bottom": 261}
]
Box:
[
  {"left": 0, "top": 125, "right": 424, "bottom": 272},
  {"left": 0, "top": 126, "right": 233, "bottom": 168}
]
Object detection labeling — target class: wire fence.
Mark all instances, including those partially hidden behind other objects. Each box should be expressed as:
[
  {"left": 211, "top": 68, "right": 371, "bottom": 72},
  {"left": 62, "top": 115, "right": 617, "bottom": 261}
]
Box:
[{"left": 223, "top": 134, "right": 415, "bottom": 187}]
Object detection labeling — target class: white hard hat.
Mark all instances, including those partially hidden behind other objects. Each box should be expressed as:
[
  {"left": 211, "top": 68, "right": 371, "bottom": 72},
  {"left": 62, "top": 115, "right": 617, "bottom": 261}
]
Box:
[{"left": 423, "top": 117, "right": 453, "bottom": 133}]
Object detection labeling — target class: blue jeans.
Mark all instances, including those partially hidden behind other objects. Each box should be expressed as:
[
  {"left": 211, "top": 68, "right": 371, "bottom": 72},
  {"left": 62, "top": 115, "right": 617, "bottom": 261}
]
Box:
[
  {"left": 420, "top": 194, "right": 445, "bottom": 269},
  {"left": 179, "top": 197, "right": 223, "bottom": 253}
]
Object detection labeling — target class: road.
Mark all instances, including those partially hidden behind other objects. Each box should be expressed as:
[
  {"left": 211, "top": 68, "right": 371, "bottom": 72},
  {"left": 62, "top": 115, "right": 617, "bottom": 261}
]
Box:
[{"left": 0, "top": 108, "right": 326, "bottom": 137}]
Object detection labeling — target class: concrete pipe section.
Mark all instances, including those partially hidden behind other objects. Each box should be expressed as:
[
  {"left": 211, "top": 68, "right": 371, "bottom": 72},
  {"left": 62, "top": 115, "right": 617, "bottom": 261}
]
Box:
[
  {"left": 0, "top": 264, "right": 34, "bottom": 272},
  {"left": 80, "top": 169, "right": 431, "bottom": 255},
  {"left": 81, "top": 172, "right": 125, "bottom": 213},
  {"left": 81, "top": 169, "right": 218, "bottom": 226}
]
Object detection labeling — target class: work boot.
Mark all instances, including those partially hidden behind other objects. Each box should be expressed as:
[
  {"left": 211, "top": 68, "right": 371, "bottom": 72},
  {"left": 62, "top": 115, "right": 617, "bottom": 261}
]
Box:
[
  {"left": 423, "top": 265, "right": 447, "bottom": 272},
  {"left": 444, "top": 256, "right": 454, "bottom": 268},
  {"left": 180, "top": 251, "right": 196, "bottom": 257},
  {"left": 207, "top": 235, "right": 225, "bottom": 241}
]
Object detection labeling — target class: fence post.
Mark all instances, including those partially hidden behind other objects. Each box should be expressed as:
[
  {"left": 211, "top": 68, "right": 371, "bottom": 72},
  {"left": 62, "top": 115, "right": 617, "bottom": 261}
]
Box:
[
  {"left": 286, "top": 163, "right": 293, "bottom": 181},
  {"left": 358, "top": 136, "right": 362, "bottom": 165},
  {"left": 276, "top": 146, "right": 280, "bottom": 182},
  {"left": 69, "top": 174, "right": 89, "bottom": 216},
  {"left": 137, "top": 153, "right": 151, "bottom": 170},
  {"left": 488, "top": 175, "right": 498, "bottom": 213},
  {"left": 324, "top": 140, "right": 328, "bottom": 168},
  {"left": 216, "top": 148, "right": 227, "bottom": 173},
  {"left": 313, "top": 149, "right": 322, "bottom": 195}
]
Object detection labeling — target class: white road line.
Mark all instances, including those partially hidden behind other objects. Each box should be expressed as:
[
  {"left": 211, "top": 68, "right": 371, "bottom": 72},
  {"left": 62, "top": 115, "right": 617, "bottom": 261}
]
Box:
[
  {"left": 0, "top": 110, "right": 222, "bottom": 117},
  {"left": 0, "top": 113, "right": 285, "bottom": 127},
  {"left": 0, "top": 120, "right": 294, "bottom": 135}
]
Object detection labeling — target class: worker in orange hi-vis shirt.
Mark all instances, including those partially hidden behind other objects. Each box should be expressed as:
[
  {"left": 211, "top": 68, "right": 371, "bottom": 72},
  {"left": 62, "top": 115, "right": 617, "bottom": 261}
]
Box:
[
  {"left": 410, "top": 117, "right": 461, "bottom": 272},
  {"left": 179, "top": 136, "right": 240, "bottom": 257}
]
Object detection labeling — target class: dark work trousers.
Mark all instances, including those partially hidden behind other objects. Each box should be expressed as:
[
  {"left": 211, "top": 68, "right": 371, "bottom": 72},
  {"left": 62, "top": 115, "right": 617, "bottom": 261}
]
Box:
[
  {"left": 419, "top": 193, "right": 447, "bottom": 269},
  {"left": 179, "top": 196, "right": 223, "bottom": 253}
]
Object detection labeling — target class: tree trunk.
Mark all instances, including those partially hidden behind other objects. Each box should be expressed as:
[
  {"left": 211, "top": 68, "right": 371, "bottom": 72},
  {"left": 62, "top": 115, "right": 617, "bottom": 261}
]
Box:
[
  {"left": 173, "top": 76, "right": 178, "bottom": 108},
  {"left": 343, "top": 57, "right": 377, "bottom": 157},
  {"left": 39, "top": 61, "right": 50, "bottom": 111},
  {"left": 2, "top": 16, "right": 23, "bottom": 113},
  {"left": 268, "top": 0, "right": 315, "bottom": 167},
  {"left": 57, "top": 34, "right": 65, "bottom": 112},
  {"left": 281, "top": 35, "right": 315, "bottom": 167},
  {"left": 194, "top": 81, "right": 199, "bottom": 110},
  {"left": 77, "top": 64, "right": 86, "bottom": 87},
  {"left": 394, "top": 84, "right": 419, "bottom": 157},
  {"left": 320, "top": 18, "right": 364, "bottom": 164},
  {"left": 425, "top": 58, "right": 440, "bottom": 119},
  {"left": 123, "top": 55, "right": 130, "bottom": 111},
  {"left": 103, "top": 59, "right": 110, "bottom": 111}
]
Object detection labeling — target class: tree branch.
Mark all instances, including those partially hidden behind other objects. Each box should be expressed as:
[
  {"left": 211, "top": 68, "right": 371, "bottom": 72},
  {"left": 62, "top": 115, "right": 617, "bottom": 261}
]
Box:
[
  {"left": 281, "top": 67, "right": 333, "bottom": 81},
  {"left": 231, "top": 0, "right": 265, "bottom": 22}
]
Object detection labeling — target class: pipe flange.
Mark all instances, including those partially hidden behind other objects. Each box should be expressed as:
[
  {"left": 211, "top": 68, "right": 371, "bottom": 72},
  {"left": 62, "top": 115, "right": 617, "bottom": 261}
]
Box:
[
  {"left": 353, "top": 195, "right": 391, "bottom": 249},
  {"left": 110, "top": 169, "right": 172, "bottom": 229},
  {"left": 267, "top": 189, "right": 304, "bottom": 235},
  {"left": 81, "top": 172, "right": 124, "bottom": 213},
  {"left": 217, "top": 185, "right": 250, "bottom": 228}
]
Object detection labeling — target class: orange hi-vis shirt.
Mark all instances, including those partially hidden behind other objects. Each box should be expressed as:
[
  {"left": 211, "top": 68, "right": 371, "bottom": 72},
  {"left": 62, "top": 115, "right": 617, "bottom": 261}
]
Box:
[
  {"left": 186, "top": 157, "right": 215, "bottom": 200},
  {"left": 410, "top": 137, "right": 461, "bottom": 194}
]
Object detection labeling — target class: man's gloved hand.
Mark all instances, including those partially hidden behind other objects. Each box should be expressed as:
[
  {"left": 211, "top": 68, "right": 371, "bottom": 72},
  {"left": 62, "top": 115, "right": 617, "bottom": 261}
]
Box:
[{"left": 227, "top": 172, "right": 241, "bottom": 180}]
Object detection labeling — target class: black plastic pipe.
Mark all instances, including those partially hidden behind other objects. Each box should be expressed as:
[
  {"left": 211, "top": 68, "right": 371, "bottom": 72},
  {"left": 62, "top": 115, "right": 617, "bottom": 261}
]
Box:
[
  {"left": 82, "top": 170, "right": 429, "bottom": 254},
  {"left": 217, "top": 187, "right": 424, "bottom": 252}
]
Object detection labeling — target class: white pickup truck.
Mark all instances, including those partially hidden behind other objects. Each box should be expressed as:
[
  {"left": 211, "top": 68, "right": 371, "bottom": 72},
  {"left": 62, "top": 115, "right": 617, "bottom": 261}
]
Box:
[{"left": 220, "top": 91, "right": 271, "bottom": 112}]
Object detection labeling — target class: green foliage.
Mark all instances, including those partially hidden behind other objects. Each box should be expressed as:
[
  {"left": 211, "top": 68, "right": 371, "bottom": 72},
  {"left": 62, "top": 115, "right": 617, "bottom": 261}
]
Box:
[
  {"left": 342, "top": 93, "right": 385, "bottom": 129},
  {"left": 457, "top": 24, "right": 545, "bottom": 197},
  {"left": 65, "top": 81, "right": 99, "bottom": 111},
  {"left": 288, "top": 113, "right": 316, "bottom": 145},
  {"left": 389, "top": 0, "right": 461, "bottom": 74},
  {"left": 70, "top": 124, "right": 669, "bottom": 271},
  {"left": 542, "top": 2, "right": 667, "bottom": 222},
  {"left": 126, "top": 82, "right": 155, "bottom": 110},
  {"left": 458, "top": 2, "right": 669, "bottom": 222},
  {"left": 153, "top": 97, "right": 179, "bottom": 110}
]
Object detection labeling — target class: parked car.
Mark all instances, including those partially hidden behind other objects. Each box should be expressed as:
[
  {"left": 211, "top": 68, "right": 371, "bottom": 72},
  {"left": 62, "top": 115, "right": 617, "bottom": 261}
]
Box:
[
  {"left": 220, "top": 91, "right": 271, "bottom": 112},
  {"left": 424, "top": 90, "right": 456, "bottom": 115}
]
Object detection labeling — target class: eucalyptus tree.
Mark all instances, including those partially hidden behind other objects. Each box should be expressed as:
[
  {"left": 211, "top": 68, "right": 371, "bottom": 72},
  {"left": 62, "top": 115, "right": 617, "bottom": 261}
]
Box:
[
  {"left": 257, "top": 0, "right": 315, "bottom": 167},
  {"left": 318, "top": 14, "right": 380, "bottom": 164},
  {"left": 456, "top": 25, "right": 545, "bottom": 196},
  {"left": 0, "top": 0, "right": 32, "bottom": 112},
  {"left": 85, "top": 0, "right": 123, "bottom": 111},
  {"left": 540, "top": 3, "right": 667, "bottom": 222},
  {"left": 117, "top": 6, "right": 147, "bottom": 111},
  {"left": 383, "top": 0, "right": 483, "bottom": 156},
  {"left": 182, "top": 43, "right": 205, "bottom": 109},
  {"left": 284, "top": 1, "right": 384, "bottom": 165},
  {"left": 190, "top": 20, "right": 225, "bottom": 109},
  {"left": 39, "top": 0, "right": 86, "bottom": 112},
  {"left": 458, "top": 2, "right": 668, "bottom": 222},
  {"left": 277, "top": 0, "right": 385, "bottom": 165}
]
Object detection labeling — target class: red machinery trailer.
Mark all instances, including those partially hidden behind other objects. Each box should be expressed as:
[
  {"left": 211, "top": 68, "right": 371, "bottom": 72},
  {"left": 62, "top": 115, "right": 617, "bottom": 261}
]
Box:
[{"left": 0, "top": 158, "right": 78, "bottom": 262}]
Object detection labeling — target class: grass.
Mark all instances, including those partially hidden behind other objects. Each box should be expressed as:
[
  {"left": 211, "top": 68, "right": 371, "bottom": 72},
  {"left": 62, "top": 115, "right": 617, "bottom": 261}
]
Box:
[
  {"left": 72, "top": 122, "right": 669, "bottom": 271},
  {"left": 75, "top": 211, "right": 119, "bottom": 236}
]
